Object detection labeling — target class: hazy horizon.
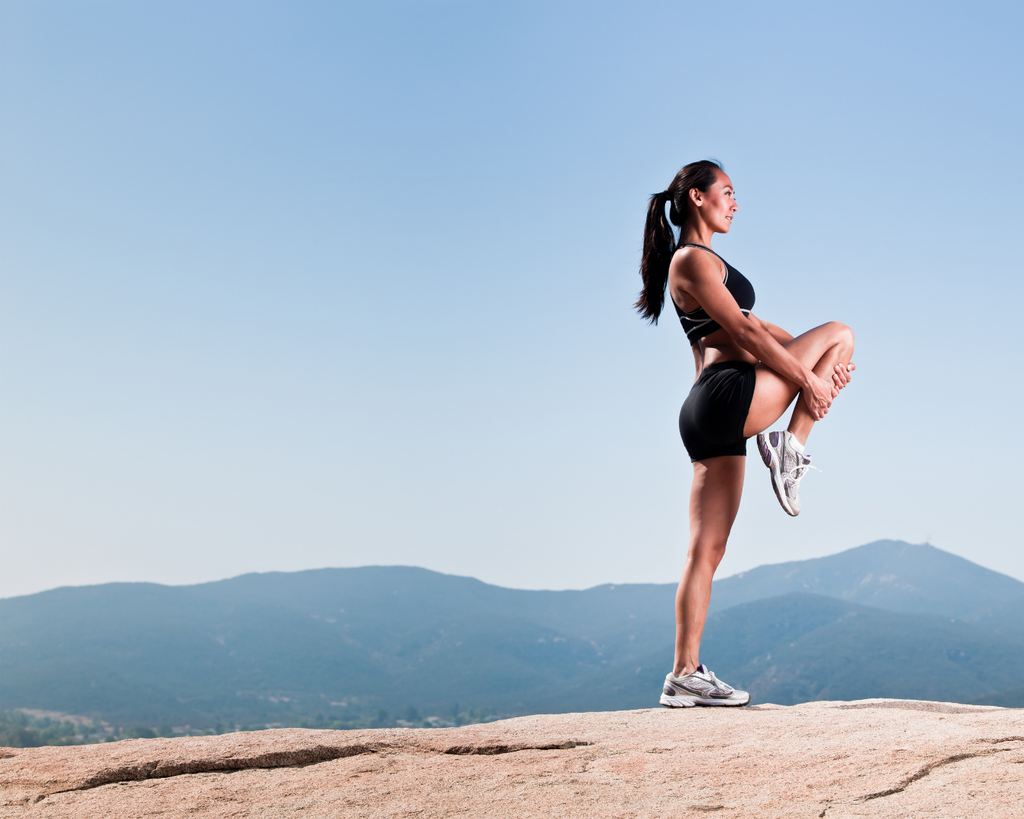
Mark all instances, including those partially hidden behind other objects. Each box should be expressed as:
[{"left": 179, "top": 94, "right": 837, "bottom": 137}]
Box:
[
  {"left": 5, "top": 539, "right": 1022, "bottom": 730},
  {"left": 4, "top": 538, "right": 1016, "bottom": 600}
]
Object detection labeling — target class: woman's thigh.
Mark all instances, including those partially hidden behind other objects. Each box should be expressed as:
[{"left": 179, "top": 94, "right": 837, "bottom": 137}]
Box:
[
  {"left": 689, "top": 456, "right": 746, "bottom": 553},
  {"left": 742, "top": 321, "right": 851, "bottom": 437}
]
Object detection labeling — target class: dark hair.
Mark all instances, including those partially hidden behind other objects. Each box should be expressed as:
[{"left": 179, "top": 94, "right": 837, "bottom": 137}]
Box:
[{"left": 635, "top": 159, "right": 723, "bottom": 323}]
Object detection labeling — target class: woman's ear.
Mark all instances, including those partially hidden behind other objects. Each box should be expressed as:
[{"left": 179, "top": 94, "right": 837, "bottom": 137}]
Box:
[{"left": 688, "top": 187, "right": 702, "bottom": 208}]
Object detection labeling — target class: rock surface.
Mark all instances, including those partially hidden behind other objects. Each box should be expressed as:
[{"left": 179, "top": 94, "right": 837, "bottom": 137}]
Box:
[{"left": 2, "top": 700, "right": 1022, "bottom": 818}]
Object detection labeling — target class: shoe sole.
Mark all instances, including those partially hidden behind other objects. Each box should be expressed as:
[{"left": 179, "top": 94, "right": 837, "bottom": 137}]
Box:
[
  {"left": 660, "top": 692, "right": 751, "bottom": 708},
  {"left": 757, "top": 433, "right": 798, "bottom": 517}
]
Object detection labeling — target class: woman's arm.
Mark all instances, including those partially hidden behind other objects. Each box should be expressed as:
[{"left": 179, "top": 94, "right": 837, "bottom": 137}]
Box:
[
  {"left": 750, "top": 315, "right": 794, "bottom": 346},
  {"left": 671, "top": 253, "right": 835, "bottom": 418}
]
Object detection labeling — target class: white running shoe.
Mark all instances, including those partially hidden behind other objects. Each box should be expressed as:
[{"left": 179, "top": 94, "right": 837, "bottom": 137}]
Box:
[
  {"left": 756, "top": 430, "right": 819, "bottom": 516},
  {"left": 659, "top": 664, "right": 750, "bottom": 707}
]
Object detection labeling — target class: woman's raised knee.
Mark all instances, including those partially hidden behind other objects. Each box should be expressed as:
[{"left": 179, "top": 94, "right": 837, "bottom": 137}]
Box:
[{"left": 826, "top": 321, "right": 855, "bottom": 351}]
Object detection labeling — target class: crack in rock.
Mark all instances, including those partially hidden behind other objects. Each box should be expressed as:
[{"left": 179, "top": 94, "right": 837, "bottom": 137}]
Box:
[
  {"left": 51, "top": 743, "right": 382, "bottom": 795},
  {"left": 33, "top": 738, "right": 594, "bottom": 800},
  {"left": 442, "top": 740, "right": 592, "bottom": 755},
  {"left": 859, "top": 740, "right": 1022, "bottom": 801}
]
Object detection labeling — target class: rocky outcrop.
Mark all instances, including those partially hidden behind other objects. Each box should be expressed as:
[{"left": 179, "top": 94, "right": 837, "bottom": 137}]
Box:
[{"left": 2, "top": 700, "right": 1022, "bottom": 817}]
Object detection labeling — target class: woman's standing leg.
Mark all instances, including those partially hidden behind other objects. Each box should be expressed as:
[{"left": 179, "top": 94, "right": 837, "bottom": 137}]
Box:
[{"left": 673, "top": 455, "right": 745, "bottom": 677}]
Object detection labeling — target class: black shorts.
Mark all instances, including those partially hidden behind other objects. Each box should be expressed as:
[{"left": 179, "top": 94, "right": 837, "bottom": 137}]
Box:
[{"left": 679, "top": 361, "right": 757, "bottom": 462}]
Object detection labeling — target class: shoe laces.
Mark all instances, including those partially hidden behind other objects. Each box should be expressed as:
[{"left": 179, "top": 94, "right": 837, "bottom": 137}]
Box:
[
  {"left": 785, "top": 459, "right": 821, "bottom": 491},
  {"left": 703, "top": 667, "right": 732, "bottom": 694}
]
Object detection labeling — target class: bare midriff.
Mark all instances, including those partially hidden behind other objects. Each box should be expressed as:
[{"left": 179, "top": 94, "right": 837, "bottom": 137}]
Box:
[{"left": 690, "top": 327, "right": 757, "bottom": 381}]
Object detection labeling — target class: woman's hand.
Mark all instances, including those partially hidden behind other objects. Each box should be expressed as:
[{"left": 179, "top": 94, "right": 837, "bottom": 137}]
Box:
[
  {"left": 802, "top": 373, "right": 836, "bottom": 420},
  {"left": 832, "top": 362, "right": 856, "bottom": 391}
]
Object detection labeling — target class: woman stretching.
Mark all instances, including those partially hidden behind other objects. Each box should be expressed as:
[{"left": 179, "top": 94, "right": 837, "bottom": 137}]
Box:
[{"left": 636, "top": 160, "right": 855, "bottom": 707}]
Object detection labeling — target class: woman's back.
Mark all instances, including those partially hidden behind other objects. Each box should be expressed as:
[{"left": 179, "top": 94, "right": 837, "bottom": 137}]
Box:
[{"left": 668, "top": 244, "right": 758, "bottom": 374}]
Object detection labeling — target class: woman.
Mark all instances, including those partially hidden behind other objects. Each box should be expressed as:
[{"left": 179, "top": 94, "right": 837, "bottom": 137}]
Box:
[{"left": 636, "top": 160, "right": 855, "bottom": 707}]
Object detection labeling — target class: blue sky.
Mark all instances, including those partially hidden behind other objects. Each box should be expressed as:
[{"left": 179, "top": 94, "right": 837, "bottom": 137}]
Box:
[{"left": 2, "top": 1, "right": 1022, "bottom": 598}]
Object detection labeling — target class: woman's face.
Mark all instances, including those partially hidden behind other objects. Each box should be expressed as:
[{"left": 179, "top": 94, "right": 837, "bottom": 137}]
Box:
[{"left": 692, "top": 171, "right": 738, "bottom": 233}]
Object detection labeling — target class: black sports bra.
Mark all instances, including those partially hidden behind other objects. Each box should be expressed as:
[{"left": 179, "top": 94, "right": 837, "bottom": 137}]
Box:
[{"left": 671, "top": 243, "right": 756, "bottom": 344}]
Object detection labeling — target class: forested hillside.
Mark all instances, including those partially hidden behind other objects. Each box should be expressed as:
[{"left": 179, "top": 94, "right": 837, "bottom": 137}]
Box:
[{"left": 2, "top": 541, "right": 1021, "bottom": 738}]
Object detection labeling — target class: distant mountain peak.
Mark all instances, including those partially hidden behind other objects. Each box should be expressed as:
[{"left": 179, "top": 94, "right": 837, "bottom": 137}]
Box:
[{"left": 711, "top": 540, "right": 1024, "bottom": 618}]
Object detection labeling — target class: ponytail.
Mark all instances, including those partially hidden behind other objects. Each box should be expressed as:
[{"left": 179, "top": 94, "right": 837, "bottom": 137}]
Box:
[
  {"left": 635, "top": 191, "right": 674, "bottom": 323},
  {"left": 635, "top": 159, "right": 724, "bottom": 324}
]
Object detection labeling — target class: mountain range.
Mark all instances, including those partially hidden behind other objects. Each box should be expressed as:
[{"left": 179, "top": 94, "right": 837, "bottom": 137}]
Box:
[{"left": 1, "top": 540, "right": 1022, "bottom": 731}]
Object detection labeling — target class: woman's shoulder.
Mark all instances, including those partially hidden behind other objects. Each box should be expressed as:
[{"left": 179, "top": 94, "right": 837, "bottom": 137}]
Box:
[
  {"left": 675, "top": 242, "right": 723, "bottom": 260},
  {"left": 671, "top": 244, "right": 727, "bottom": 279}
]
